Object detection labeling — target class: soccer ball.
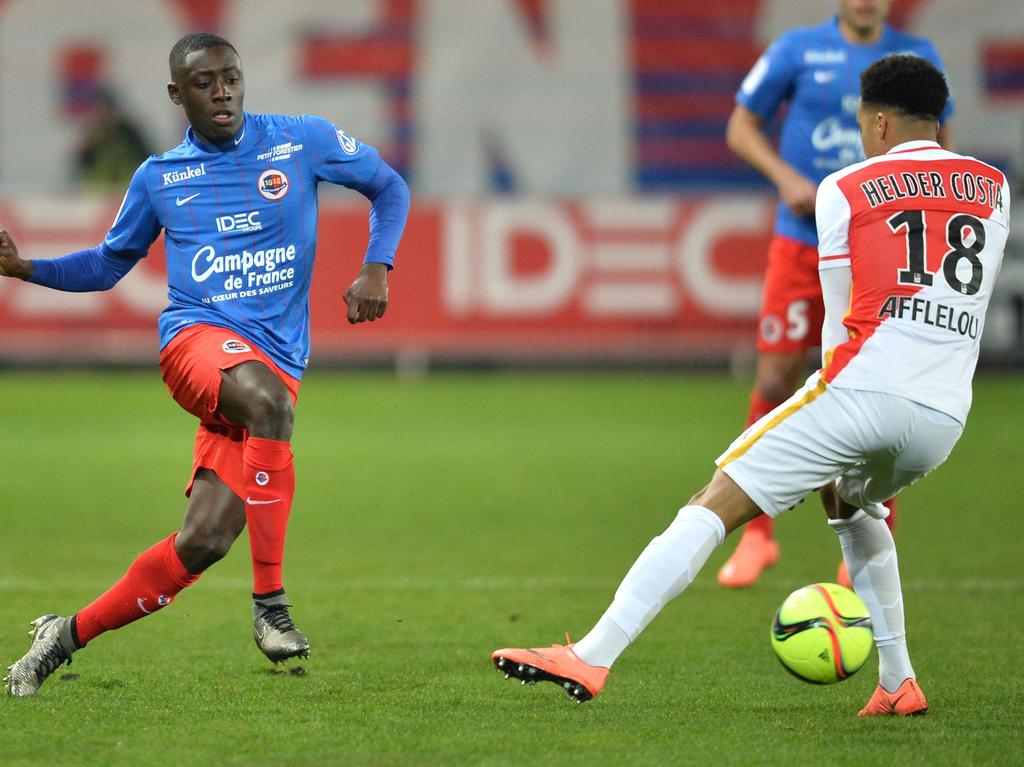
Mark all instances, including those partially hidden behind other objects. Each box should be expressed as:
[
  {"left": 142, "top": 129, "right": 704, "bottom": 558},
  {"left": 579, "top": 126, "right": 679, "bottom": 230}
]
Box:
[{"left": 770, "top": 582, "right": 873, "bottom": 684}]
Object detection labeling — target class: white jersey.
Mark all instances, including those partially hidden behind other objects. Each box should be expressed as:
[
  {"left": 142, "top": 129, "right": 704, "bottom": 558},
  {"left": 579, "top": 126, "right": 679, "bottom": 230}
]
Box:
[{"left": 816, "top": 140, "right": 1010, "bottom": 423}]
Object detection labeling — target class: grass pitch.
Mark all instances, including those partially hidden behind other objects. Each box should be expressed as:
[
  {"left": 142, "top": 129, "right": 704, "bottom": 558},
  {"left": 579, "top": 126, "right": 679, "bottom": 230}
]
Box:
[{"left": 1, "top": 370, "right": 1021, "bottom": 766}]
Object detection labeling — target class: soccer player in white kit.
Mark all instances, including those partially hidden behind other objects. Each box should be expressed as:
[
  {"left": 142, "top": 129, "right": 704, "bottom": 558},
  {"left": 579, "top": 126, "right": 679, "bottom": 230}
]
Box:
[{"left": 492, "top": 54, "right": 1010, "bottom": 716}]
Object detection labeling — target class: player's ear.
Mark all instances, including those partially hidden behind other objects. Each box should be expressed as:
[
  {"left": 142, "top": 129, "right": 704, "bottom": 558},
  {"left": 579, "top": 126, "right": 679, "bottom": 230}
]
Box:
[
  {"left": 875, "top": 111, "right": 888, "bottom": 142},
  {"left": 167, "top": 82, "right": 182, "bottom": 106}
]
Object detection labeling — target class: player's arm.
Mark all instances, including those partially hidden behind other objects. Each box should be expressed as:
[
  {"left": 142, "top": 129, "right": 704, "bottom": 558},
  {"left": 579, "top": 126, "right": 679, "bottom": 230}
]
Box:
[
  {"left": 0, "top": 232, "right": 136, "bottom": 290},
  {"left": 303, "top": 115, "right": 410, "bottom": 324},
  {"left": 0, "top": 164, "right": 159, "bottom": 291},
  {"left": 728, "top": 35, "right": 816, "bottom": 217},
  {"left": 819, "top": 264, "right": 852, "bottom": 358},
  {"left": 726, "top": 105, "right": 817, "bottom": 217},
  {"left": 0, "top": 230, "right": 32, "bottom": 280},
  {"left": 342, "top": 160, "right": 410, "bottom": 324},
  {"left": 815, "top": 173, "right": 853, "bottom": 366}
]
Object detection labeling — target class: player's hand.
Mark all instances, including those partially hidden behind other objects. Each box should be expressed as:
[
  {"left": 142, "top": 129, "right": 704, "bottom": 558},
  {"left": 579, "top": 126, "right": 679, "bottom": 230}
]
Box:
[
  {"left": 0, "top": 230, "right": 32, "bottom": 280},
  {"left": 343, "top": 262, "right": 389, "bottom": 324},
  {"left": 777, "top": 170, "right": 818, "bottom": 218}
]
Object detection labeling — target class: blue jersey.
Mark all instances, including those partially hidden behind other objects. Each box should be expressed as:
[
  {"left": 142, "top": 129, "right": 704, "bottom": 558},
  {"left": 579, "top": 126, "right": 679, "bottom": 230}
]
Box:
[
  {"left": 102, "top": 112, "right": 397, "bottom": 379},
  {"left": 736, "top": 16, "right": 953, "bottom": 245}
]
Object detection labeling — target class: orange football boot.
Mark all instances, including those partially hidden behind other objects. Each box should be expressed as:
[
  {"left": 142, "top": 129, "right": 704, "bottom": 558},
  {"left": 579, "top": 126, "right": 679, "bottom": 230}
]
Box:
[
  {"left": 491, "top": 636, "right": 609, "bottom": 703},
  {"left": 836, "top": 559, "right": 853, "bottom": 589},
  {"left": 717, "top": 528, "right": 779, "bottom": 588},
  {"left": 858, "top": 678, "right": 929, "bottom": 717}
]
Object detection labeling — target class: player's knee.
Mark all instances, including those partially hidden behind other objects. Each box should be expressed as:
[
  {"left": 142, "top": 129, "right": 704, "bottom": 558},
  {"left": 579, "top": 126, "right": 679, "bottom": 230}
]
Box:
[
  {"left": 756, "top": 367, "right": 800, "bottom": 405},
  {"left": 246, "top": 385, "right": 294, "bottom": 439}
]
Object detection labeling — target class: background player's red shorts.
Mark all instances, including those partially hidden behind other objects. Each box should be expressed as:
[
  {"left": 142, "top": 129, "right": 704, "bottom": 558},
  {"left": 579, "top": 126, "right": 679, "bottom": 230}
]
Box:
[
  {"left": 756, "top": 235, "right": 825, "bottom": 354},
  {"left": 159, "top": 324, "right": 300, "bottom": 500}
]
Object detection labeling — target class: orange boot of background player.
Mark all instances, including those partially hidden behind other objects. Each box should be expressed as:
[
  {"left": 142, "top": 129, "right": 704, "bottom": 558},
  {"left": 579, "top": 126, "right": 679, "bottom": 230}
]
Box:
[{"left": 717, "top": 514, "right": 778, "bottom": 588}]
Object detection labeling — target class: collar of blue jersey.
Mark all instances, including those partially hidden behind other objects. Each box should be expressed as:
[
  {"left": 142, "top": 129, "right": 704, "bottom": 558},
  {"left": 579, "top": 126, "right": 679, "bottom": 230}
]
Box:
[
  {"left": 887, "top": 140, "right": 941, "bottom": 154},
  {"left": 185, "top": 112, "right": 251, "bottom": 154}
]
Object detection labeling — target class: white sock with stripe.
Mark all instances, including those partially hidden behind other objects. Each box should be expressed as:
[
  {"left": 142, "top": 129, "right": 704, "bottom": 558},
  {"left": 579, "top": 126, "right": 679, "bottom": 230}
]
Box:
[
  {"left": 573, "top": 505, "right": 726, "bottom": 669},
  {"left": 829, "top": 510, "right": 915, "bottom": 693}
]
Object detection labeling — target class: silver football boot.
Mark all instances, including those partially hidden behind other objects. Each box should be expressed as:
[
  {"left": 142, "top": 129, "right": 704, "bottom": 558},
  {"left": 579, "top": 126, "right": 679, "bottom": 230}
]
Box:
[
  {"left": 5, "top": 614, "right": 77, "bottom": 697},
  {"left": 253, "top": 594, "right": 310, "bottom": 663}
]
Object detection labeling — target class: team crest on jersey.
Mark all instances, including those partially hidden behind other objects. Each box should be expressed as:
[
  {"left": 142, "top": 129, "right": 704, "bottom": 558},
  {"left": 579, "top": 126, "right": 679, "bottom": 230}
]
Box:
[
  {"left": 760, "top": 315, "right": 783, "bottom": 345},
  {"left": 223, "top": 339, "right": 252, "bottom": 354},
  {"left": 258, "top": 169, "right": 289, "bottom": 201},
  {"left": 336, "top": 129, "right": 358, "bottom": 155},
  {"left": 255, "top": 471, "right": 270, "bottom": 486}
]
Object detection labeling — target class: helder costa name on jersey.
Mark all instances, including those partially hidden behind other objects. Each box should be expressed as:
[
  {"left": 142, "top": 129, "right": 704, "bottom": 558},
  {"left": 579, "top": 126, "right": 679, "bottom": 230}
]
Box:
[{"left": 854, "top": 164, "right": 1004, "bottom": 341}]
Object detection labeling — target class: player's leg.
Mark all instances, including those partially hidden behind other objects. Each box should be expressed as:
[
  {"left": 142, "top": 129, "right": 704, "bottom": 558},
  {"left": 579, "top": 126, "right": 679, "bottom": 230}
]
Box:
[
  {"left": 159, "top": 325, "right": 305, "bottom": 662},
  {"left": 3, "top": 474, "right": 238, "bottom": 697},
  {"left": 218, "top": 359, "right": 294, "bottom": 597},
  {"left": 493, "top": 469, "right": 759, "bottom": 701},
  {"left": 836, "top": 490, "right": 899, "bottom": 590},
  {"left": 719, "top": 236, "right": 822, "bottom": 588},
  {"left": 216, "top": 360, "right": 308, "bottom": 662},
  {"left": 493, "top": 373, "right": 850, "bottom": 703},
  {"left": 827, "top": 398, "right": 963, "bottom": 716}
]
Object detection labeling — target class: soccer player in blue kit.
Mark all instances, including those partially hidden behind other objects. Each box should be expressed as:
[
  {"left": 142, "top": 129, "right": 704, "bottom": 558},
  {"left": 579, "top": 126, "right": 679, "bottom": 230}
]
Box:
[
  {"left": 718, "top": 0, "right": 953, "bottom": 588},
  {"left": 1, "top": 32, "right": 410, "bottom": 696}
]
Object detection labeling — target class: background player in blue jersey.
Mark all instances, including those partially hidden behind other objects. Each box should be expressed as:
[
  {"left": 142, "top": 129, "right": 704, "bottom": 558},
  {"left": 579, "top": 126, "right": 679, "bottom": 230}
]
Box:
[
  {"left": 1, "top": 32, "right": 410, "bottom": 697},
  {"left": 718, "top": 0, "right": 953, "bottom": 588}
]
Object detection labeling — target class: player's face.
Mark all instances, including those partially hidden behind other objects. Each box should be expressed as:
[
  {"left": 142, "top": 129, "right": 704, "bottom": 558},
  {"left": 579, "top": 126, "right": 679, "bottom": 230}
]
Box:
[
  {"left": 168, "top": 45, "right": 245, "bottom": 144},
  {"left": 839, "top": 0, "right": 890, "bottom": 35}
]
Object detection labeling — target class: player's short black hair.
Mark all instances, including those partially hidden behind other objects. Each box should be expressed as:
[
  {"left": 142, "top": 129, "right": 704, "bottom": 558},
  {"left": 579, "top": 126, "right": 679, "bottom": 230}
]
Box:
[
  {"left": 860, "top": 54, "right": 949, "bottom": 122},
  {"left": 169, "top": 32, "right": 238, "bottom": 77}
]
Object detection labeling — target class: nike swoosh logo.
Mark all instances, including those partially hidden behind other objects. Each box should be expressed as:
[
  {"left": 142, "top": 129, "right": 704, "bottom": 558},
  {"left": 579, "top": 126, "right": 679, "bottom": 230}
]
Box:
[
  {"left": 234, "top": 125, "right": 246, "bottom": 145},
  {"left": 176, "top": 193, "right": 200, "bottom": 206},
  {"left": 137, "top": 598, "right": 152, "bottom": 614},
  {"left": 247, "top": 497, "right": 282, "bottom": 505}
]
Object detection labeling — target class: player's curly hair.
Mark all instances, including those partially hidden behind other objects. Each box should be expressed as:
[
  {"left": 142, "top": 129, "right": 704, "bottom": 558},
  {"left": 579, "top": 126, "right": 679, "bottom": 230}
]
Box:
[
  {"left": 860, "top": 54, "right": 948, "bottom": 122},
  {"left": 169, "top": 32, "right": 238, "bottom": 76}
]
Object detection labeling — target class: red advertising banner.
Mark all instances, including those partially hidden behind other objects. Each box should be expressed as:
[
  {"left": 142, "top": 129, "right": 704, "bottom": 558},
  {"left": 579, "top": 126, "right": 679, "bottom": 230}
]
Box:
[{"left": 0, "top": 196, "right": 773, "bottom": 364}]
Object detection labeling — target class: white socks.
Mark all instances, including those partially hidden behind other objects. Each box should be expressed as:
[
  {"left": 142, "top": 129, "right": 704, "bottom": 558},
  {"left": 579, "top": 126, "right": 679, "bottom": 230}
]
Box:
[
  {"left": 829, "top": 510, "right": 915, "bottom": 693},
  {"left": 573, "top": 505, "right": 726, "bottom": 669}
]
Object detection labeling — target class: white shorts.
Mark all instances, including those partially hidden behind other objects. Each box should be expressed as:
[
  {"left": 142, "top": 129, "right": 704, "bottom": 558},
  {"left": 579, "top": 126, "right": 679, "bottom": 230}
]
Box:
[{"left": 716, "top": 373, "right": 964, "bottom": 518}]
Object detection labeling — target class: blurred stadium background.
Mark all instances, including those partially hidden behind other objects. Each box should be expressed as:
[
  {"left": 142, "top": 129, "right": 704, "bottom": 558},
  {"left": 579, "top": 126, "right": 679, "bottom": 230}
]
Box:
[
  {"left": 0, "top": 0, "right": 1021, "bottom": 369},
  {"left": 2, "top": 5, "right": 1023, "bottom": 762}
]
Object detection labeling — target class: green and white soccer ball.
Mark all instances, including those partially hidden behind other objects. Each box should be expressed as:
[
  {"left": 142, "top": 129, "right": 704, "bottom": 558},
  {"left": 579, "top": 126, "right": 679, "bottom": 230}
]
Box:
[{"left": 770, "top": 582, "right": 874, "bottom": 684}]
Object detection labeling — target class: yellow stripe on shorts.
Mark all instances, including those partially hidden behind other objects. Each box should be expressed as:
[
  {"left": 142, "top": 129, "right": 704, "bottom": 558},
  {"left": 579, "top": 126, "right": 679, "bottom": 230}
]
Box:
[{"left": 718, "top": 376, "right": 828, "bottom": 468}]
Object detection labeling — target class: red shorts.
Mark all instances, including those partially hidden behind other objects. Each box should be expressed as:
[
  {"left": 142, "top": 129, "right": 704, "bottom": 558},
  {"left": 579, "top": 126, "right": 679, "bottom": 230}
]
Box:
[
  {"left": 755, "top": 235, "right": 825, "bottom": 354},
  {"left": 159, "top": 324, "right": 300, "bottom": 500}
]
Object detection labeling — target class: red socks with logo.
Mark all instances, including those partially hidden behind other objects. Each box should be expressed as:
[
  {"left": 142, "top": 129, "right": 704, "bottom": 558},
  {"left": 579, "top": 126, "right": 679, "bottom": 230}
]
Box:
[
  {"left": 243, "top": 437, "right": 294, "bottom": 596},
  {"left": 74, "top": 533, "right": 199, "bottom": 646}
]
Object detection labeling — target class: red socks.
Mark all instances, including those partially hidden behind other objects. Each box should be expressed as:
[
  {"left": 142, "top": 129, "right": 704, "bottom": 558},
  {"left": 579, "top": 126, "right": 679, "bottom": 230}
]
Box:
[
  {"left": 74, "top": 533, "right": 199, "bottom": 646},
  {"left": 882, "top": 497, "right": 898, "bottom": 532},
  {"left": 744, "top": 391, "right": 785, "bottom": 536},
  {"left": 243, "top": 436, "right": 295, "bottom": 595},
  {"left": 746, "top": 391, "right": 780, "bottom": 428}
]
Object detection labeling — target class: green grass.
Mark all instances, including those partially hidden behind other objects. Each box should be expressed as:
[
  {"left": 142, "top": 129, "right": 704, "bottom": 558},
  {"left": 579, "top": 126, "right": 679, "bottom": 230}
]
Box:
[{"left": 1, "top": 371, "right": 1021, "bottom": 766}]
